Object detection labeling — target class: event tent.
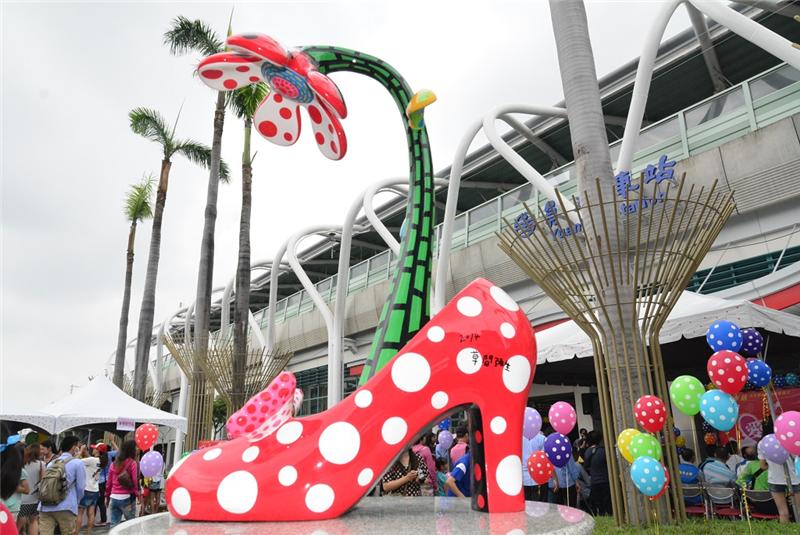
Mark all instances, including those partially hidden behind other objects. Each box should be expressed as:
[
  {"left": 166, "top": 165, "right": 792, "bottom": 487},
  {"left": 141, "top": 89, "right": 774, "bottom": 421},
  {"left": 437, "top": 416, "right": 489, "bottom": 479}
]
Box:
[
  {"left": 535, "top": 291, "right": 800, "bottom": 364},
  {"left": 1, "top": 375, "right": 186, "bottom": 434}
]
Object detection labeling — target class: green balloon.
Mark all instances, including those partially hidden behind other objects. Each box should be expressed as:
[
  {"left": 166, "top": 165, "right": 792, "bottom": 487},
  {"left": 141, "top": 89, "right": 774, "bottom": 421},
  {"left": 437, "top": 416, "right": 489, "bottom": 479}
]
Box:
[
  {"left": 629, "top": 433, "right": 662, "bottom": 461},
  {"left": 669, "top": 375, "right": 705, "bottom": 416}
]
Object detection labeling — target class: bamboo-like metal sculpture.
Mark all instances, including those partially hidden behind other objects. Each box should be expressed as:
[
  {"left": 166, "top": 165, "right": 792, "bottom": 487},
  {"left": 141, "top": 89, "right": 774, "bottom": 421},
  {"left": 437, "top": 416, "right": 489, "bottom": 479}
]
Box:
[
  {"left": 122, "top": 371, "right": 167, "bottom": 410},
  {"left": 498, "top": 174, "right": 735, "bottom": 525}
]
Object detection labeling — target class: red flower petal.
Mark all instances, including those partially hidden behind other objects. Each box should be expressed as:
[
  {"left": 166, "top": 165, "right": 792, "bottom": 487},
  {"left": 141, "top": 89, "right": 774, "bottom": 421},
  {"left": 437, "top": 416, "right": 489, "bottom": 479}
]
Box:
[
  {"left": 307, "top": 71, "right": 347, "bottom": 119},
  {"left": 227, "top": 33, "right": 289, "bottom": 67},
  {"left": 253, "top": 92, "right": 301, "bottom": 147},
  {"left": 197, "top": 52, "right": 264, "bottom": 92},
  {"left": 287, "top": 51, "right": 313, "bottom": 78},
  {"left": 306, "top": 97, "right": 347, "bottom": 160}
]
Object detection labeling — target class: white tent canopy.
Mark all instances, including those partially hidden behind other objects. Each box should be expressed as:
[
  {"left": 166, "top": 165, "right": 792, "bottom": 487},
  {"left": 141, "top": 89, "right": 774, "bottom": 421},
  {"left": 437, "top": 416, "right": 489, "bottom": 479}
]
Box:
[
  {"left": 1, "top": 376, "right": 186, "bottom": 434},
  {"left": 536, "top": 291, "right": 800, "bottom": 364}
]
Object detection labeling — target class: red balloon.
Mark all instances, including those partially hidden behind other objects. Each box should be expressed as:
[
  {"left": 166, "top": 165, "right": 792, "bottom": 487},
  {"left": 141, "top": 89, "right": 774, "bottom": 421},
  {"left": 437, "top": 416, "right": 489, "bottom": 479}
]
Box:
[
  {"left": 649, "top": 468, "right": 670, "bottom": 501},
  {"left": 135, "top": 423, "right": 159, "bottom": 451},
  {"left": 634, "top": 395, "right": 667, "bottom": 433},
  {"left": 527, "top": 451, "right": 554, "bottom": 485},
  {"left": 707, "top": 350, "right": 747, "bottom": 394}
]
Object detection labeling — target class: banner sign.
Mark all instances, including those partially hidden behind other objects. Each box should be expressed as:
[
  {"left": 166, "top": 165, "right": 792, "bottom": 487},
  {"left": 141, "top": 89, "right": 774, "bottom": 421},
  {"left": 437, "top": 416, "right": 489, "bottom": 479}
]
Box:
[
  {"left": 116, "top": 417, "right": 135, "bottom": 432},
  {"left": 733, "top": 387, "right": 800, "bottom": 443}
]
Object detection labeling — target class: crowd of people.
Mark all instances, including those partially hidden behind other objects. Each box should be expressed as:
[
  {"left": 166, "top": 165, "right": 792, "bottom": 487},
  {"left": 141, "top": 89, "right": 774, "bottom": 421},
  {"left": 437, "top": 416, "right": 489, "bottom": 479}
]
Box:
[{"left": 1, "top": 435, "right": 163, "bottom": 535}]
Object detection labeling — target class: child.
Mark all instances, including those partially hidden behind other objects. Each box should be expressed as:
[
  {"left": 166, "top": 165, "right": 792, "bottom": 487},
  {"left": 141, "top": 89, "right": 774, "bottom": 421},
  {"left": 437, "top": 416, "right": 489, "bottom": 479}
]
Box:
[{"left": 435, "top": 457, "right": 448, "bottom": 497}]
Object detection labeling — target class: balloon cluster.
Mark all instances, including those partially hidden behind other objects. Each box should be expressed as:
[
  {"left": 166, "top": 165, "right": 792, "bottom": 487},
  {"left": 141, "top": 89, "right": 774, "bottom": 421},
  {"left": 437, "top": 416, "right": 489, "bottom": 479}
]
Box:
[
  {"left": 524, "top": 402, "right": 577, "bottom": 484},
  {"left": 620, "top": 395, "right": 669, "bottom": 498},
  {"left": 135, "top": 423, "right": 164, "bottom": 478}
]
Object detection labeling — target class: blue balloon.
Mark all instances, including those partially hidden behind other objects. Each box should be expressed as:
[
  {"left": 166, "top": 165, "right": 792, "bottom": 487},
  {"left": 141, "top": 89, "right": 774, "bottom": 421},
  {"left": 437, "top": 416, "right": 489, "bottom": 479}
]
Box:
[
  {"left": 740, "top": 328, "right": 764, "bottom": 356},
  {"left": 774, "top": 375, "right": 787, "bottom": 389},
  {"left": 544, "top": 433, "right": 572, "bottom": 468},
  {"left": 631, "top": 456, "right": 666, "bottom": 497},
  {"left": 699, "top": 389, "right": 739, "bottom": 432},
  {"left": 438, "top": 417, "right": 451, "bottom": 431},
  {"left": 795, "top": 456, "right": 800, "bottom": 477},
  {"left": 745, "top": 358, "right": 772, "bottom": 388},
  {"left": 706, "top": 320, "right": 743, "bottom": 352}
]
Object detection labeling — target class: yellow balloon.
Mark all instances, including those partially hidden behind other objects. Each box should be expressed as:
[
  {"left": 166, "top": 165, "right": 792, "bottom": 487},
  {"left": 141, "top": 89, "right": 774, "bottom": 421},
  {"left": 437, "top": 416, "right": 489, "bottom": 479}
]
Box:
[
  {"left": 617, "top": 428, "right": 641, "bottom": 463},
  {"left": 675, "top": 435, "right": 686, "bottom": 448}
]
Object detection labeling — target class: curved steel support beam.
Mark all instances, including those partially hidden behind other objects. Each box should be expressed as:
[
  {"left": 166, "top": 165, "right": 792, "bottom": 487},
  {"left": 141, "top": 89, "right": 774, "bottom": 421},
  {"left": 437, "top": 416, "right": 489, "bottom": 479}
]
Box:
[{"left": 220, "top": 261, "right": 288, "bottom": 341}]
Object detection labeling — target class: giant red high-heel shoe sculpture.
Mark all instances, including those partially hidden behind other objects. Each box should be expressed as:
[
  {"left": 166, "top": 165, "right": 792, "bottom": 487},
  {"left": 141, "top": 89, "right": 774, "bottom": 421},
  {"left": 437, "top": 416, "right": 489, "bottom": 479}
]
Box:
[{"left": 166, "top": 278, "right": 536, "bottom": 521}]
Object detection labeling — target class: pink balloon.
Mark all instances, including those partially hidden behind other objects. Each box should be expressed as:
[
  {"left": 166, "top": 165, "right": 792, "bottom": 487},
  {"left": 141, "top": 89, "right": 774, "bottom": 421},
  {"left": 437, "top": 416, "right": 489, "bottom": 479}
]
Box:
[
  {"left": 549, "top": 401, "right": 577, "bottom": 435},
  {"left": 775, "top": 410, "right": 800, "bottom": 455}
]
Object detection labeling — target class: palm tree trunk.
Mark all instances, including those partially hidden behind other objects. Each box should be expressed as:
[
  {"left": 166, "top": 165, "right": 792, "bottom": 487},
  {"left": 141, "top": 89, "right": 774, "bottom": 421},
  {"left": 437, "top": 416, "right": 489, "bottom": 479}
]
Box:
[
  {"left": 232, "top": 117, "right": 252, "bottom": 409},
  {"left": 133, "top": 158, "right": 171, "bottom": 401},
  {"left": 113, "top": 222, "right": 138, "bottom": 387}
]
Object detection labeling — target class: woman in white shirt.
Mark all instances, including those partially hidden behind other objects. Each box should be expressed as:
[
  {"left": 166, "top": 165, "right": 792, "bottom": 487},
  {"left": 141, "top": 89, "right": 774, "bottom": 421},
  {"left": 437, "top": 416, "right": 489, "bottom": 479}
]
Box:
[
  {"left": 77, "top": 445, "right": 102, "bottom": 535},
  {"left": 758, "top": 449, "right": 800, "bottom": 524}
]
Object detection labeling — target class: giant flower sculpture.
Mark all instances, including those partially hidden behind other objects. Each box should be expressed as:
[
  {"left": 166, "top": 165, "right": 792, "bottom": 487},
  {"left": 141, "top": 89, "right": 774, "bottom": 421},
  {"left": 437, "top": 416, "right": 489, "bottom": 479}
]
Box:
[{"left": 198, "top": 34, "right": 348, "bottom": 160}]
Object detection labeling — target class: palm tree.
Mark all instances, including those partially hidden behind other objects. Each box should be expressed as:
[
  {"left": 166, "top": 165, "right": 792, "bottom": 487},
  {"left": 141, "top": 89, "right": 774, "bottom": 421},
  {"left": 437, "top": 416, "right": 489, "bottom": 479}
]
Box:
[
  {"left": 112, "top": 175, "right": 155, "bottom": 388},
  {"left": 163, "top": 16, "right": 228, "bottom": 408},
  {"left": 129, "top": 107, "right": 229, "bottom": 401},
  {"left": 228, "top": 82, "right": 269, "bottom": 409}
]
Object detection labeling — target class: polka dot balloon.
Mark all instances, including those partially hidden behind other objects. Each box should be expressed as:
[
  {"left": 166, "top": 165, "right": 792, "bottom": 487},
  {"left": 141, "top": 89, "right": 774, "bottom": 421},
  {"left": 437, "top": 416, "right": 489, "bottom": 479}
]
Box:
[
  {"left": 706, "top": 320, "right": 743, "bottom": 352},
  {"left": 544, "top": 432, "right": 572, "bottom": 468},
  {"left": 140, "top": 450, "right": 164, "bottom": 478},
  {"left": 758, "top": 433, "right": 790, "bottom": 464},
  {"left": 745, "top": 358, "right": 772, "bottom": 388},
  {"left": 523, "top": 407, "right": 542, "bottom": 440},
  {"left": 669, "top": 375, "right": 705, "bottom": 416},
  {"left": 774, "top": 410, "right": 800, "bottom": 455},
  {"left": 739, "top": 327, "right": 764, "bottom": 356},
  {"left": 135, "top": 423, "right": 159, "bottom": 451},
  {"left": 786, "top": 373, "right": 799, "bottom": 387},
  {"left": 617, "top": 428, "right": 641, "bottom": 463},
  {"left": 707, "top": 350, "right": 748, "bottom": 395},
  {"left": 630, "top": 456, "right": 667, "bottom": 497},
  {"left": 699, "top": 389, "right": 739, "bottom": 432},
  {"left": 548, "top": 401, "right": 577, "bottom": 436},
  {"left": 629, "top": 433, "right": 662, "bottom": 461},
  {"left": 634, "top": 395, "right": 667, "bottom": 433},
  {"left": 702, "top": 421, "right": 713, "bottom": 433},
  {"left": 704, "top": 432, "right": 717, "bottom": 446},
  {"left": 527, "top": 450, "right": 554, "bottom": 485},
  {"left": 774, "top": 375, "right": 787, "bottom": 389},
  {"left": 675, "top": 435, "right": 686, "bottom": 448}
]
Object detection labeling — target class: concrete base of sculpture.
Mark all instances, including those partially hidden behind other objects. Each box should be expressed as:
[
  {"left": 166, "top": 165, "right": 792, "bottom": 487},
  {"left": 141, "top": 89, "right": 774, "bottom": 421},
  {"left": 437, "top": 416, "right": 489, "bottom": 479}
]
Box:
[{"left": 110, "top": 497, "right": 594, "bottom": 534}]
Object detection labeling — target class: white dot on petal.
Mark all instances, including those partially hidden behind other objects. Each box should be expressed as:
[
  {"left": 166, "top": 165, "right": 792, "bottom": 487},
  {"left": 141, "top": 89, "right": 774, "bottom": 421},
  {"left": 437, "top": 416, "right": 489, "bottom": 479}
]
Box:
[
  {"left": 490, "top": 416, "right": 507, "bottom": 434},
  {"left": 354, "top": 390, "right": 372, "bottom": 408},
  {"left": 391, "top": 352, "right": 431, "bottom": 392},
  {"left": 276, "top": 421, "right": 303, "bottom": 445},
  {"left": 381, "top": 417, "right": 408, "bottom": 445},
  {"left": 358, "top": 468, "right": 374, "bottom": 486},
  {"left": 495, "top": 455, "right": 523, "bottom": 496},
  {"left": 502, "top": 355, "right": 531, "bottom": 393},
  {"left": 500, "top": 322, "right": 516, "bottom": 339},
  {"left": 242, "top": 446, "right": 259, "bottom": 463},
  {"left": 217, "top": 471, "right": 258, "bottom": 514},
  {"left": 202, "top": 448, "right": 222, "bottom": 461},
  {"left": 427, "top": 326, "right": 445, "bottom": 342},
  {"left": 431, "top": 391, "right": 448, "bottom": 410},
  {"left": 278, "top": 465, "right": 298, "bottom": 486},
  {"left": 457, "top": 296, "right": 482, "bottom": 317},
  {"left": 306, "top": 484, "right": 335, "bottom": 513},
  {"left": 319, "top": 422, "right": 361, "bottom": 465},
  {"left": 456, "top": 347, "right": 482, "bottom": 375},
  {"left": 490, "top": 286, "right": 520, "bottom": 311},
  {"left": 171, "top": 487, "right": 191, "bottom": 516}
]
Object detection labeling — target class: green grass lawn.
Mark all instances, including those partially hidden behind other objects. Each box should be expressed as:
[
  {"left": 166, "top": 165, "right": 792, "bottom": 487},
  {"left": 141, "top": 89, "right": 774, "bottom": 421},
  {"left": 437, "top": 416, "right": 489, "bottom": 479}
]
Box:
[{"left": 593, "top": 516, "right": 797, "bottom": 534}]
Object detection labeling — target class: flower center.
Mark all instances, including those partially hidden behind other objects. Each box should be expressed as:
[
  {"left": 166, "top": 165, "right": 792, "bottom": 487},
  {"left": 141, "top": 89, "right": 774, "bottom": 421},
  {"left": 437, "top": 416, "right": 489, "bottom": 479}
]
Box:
[{"left": 262, "top": 65, "right": 313, "bottom": 104}]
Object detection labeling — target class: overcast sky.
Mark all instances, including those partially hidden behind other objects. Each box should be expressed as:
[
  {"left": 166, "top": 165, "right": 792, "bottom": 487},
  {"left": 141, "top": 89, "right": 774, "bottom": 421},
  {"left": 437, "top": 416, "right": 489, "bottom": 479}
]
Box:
[{"left": 0, "top": 1, "right": 694, "bottom": 407}]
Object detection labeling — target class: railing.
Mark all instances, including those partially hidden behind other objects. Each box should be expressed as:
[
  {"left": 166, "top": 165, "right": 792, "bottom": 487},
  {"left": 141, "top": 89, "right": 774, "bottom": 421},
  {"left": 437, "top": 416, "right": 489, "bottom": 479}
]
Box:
[{"left": 250, "top": 62, "right": 800, "bottom": 329}]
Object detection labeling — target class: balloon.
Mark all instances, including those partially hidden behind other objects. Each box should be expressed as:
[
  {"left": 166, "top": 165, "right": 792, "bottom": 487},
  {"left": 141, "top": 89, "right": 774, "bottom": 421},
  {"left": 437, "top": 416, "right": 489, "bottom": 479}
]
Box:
[
  {"left": 786, "top": 373, "right": 799, "bottom": 387},
  {"left": 634, "top": 395, "right": 667, "bottom": 433},
  {"left": 544, "top": 433, "right": 572, "bottom": 468},
  {"left": 774, "top": 374, "right": 787, "bottom": 389},
  {"left": 775, "top": 411, "right": 800, "bottom": 455},
  {"left": 140, "top": 450, "right": 164, "bottom": 478},
  {"left": 706, "top": 320, "right": 743, "bottom": 352},
  {"left": 758, "top": 433, "right": 790, "bottom": 464},
  {"left": 746, "top": 359, "right": 772, "bottom": 388},
  {"left": 135, "top": 423, "right": 158, "bottom": 451},
  {"left": 629, "top": 433, "right": 662, "bottom": 461},
  {"left": 548, "top": 402, "right": 577, "bottom": 435},
  {"left": 702, "top": 421, "right": 713, "bottom": 433},
  {"left": 527, "top": 451, "right": 554, "bottom": 485},
  {"left": 438, "top": 430, "right": 454, "bottom": 450},
  {"left": 523, "top": 407, "right": 542, "bottom": 440},
  {"left": 699, "top": 390, "right": 739, "bottom": 432},
  {"left": 704, "top": 432, "right": 717, "bottom": 446},
  {"left": 650, "top": 470, "right": 670, "bottom": 501},
  {"left": 707, "top": 350, "right": 747, "bottom": 394},
  {"left": 558, "top": 504, "right": 586, "bottom": 523},
  {"left": 672, "top": 426, "right": 681, "bottom": 437},
  {"left": 617, "top": 428, "right": 641, "bottom": 463},
  {"left": 630, "top": 456, "right": 667, "bottom": 497},
  {"left": 675, "top": 435, "right": 686, "bottom": 448},
  {"left": 438, "top": 417, "right": 451, "bottom": 431},
  {"left": 739, "top": 328, "right": 764, "bottom": 356},
  {"left": 669, "top": 375, "right": 705, "bottom": 416}
]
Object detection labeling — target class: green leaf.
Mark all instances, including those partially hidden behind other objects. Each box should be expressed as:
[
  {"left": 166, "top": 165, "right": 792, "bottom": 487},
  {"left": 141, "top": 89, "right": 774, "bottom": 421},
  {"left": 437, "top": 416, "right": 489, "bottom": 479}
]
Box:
[
  {"left": 129, "top": 107, "right": 173, "bottom": 154},
  {"left": 172, "top": 139, "right": 231, "bottom": 182},
  {"left": 163, "top": 16, "right": 223, "bottom": 56},
  {"left": 228, "top": 82, "right": 269, "bottom": 120},
  {"left": 124, "top": 174, "right": 155, "bottom": 223}
]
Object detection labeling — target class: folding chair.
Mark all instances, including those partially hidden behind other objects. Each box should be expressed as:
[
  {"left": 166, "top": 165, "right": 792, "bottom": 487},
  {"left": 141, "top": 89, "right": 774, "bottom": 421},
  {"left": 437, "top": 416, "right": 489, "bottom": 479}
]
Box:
[
  {"left": 742, "top": 489, "right": 780, "bottom": 520},
  {"left": 681, "top": 484, "right": 708, "bottom": 518},
  {"left": 706, "top": 486, "right": 741, "bottom": 520}
]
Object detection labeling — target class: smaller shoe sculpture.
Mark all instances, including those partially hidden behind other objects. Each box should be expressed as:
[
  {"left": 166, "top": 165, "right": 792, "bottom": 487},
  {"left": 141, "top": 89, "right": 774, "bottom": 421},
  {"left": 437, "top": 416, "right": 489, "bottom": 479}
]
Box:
[
  {"left": 167, "top": 278, "right": 536, "bottom": 521},
  {"left": 225, "top": 372, "right": 304, "bottom": 442}
]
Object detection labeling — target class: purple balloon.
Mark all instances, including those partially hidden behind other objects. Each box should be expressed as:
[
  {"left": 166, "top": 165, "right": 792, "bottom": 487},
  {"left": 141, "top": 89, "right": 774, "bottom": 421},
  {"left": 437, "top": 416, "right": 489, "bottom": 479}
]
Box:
[
  {"left": 523, "top": 407, "right": 542, "bottom": 440},
  {"left": 544, "top": 432, "right": 572, "bottom": 468},
  {"left": 758, "top": 433, "right": 789, "bottom": 464},
  {"left": 438, "top": 430, "right": 454, "bottom": 450},
  {"left": 140, "top": 450, "right": 164, "bottom": 478},
  {"left": 740, "top": 328, "right": 764, "bottom": 357}
]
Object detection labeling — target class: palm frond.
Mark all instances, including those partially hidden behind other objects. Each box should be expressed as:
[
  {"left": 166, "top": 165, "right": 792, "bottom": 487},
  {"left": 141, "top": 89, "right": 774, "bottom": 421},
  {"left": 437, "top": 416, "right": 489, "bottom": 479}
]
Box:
[
  {"left": 163, "top": 16, "right": 224, "bottom": 56},
  {"left": 124, "top": 174, "right": 155, "bottom": 223},
  {"left": 129, "top": 107, "right": 173, "bottom": 153},
  {"left": 228, "top": 83, "right": 269, "bottom": 120},
  {"left": 173, "top": 139, "right": 231, "bottom": 182}
]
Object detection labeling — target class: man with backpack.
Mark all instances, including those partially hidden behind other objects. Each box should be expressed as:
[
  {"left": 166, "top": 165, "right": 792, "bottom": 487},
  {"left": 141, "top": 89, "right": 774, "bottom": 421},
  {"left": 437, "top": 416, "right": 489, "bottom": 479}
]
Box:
[{"left": 38, "top": 436, "right": 85, "bottom": 535}]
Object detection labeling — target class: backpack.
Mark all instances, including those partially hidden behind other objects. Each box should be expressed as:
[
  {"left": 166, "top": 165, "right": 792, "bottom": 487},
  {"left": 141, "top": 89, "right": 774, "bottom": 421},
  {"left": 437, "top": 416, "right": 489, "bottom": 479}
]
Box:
[
  {"left": 39, "top": 459, "right": 69, "bottom": 505},
  {"left": 115, "top": 460, "right": 134, "bottom": 490}
]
